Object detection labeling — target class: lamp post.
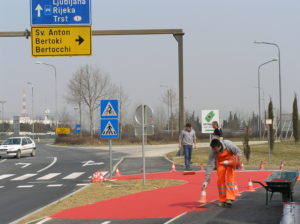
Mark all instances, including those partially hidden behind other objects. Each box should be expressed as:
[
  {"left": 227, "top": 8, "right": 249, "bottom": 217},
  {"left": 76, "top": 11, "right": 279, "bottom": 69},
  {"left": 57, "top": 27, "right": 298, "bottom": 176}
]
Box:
[
  {"left": 0, "top": 101, "right": 6, "bottom": 133},
  {"left": 160, "top": 85, "right": 170, "bottom": 135},
  {"left": 36, "top": 62, "right": 58, "bottom": 129},
  {"left": 254, "top": 41, "right": 282, "bottom": 138},
  {"left": 27, "top": 82, "right": 34, "bottom": 139},
  {"left": 257, "top": 59, "right": 277, "bottom": 139}
]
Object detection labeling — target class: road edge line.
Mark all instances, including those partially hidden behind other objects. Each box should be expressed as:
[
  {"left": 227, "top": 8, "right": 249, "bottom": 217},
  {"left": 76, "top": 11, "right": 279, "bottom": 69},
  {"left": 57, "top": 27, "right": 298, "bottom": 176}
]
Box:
[
  {"left": 10, "top": 183, "right": 91, "bottom": 224},
  {"left": 163, "top": 212, "right": 187, "bottom": 224}
]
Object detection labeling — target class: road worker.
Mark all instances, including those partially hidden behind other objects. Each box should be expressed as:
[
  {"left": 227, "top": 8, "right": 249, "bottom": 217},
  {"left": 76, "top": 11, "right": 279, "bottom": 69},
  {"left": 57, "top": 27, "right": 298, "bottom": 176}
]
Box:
[{"left": 202, "top": 139, "right": 242, "bottom": 207}]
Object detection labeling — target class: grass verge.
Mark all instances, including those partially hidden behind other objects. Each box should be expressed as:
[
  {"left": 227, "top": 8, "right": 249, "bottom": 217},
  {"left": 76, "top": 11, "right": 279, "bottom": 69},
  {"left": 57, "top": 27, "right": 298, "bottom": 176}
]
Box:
[
  {"left": 17, "top": 179, "right": 185, "bottom": 224},
  {"left": 167, "top": 141, "right": 300, "bottom": 169}
]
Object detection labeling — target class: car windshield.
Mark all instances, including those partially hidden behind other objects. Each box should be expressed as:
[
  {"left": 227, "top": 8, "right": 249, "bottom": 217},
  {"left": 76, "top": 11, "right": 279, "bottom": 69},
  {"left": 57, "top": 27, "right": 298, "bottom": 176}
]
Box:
[{"left": 2, "top": 138, "right": 21, "bottom": 145}]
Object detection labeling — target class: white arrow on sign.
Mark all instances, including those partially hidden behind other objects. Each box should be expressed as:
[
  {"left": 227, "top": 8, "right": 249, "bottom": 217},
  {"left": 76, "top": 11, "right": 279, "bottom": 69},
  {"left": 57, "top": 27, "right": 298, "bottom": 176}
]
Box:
[
  {"left": 35, "top": 4, "right": 43, "bottom": 17},
  {"left": 81, "top": 160, "right": 104, "bottom": 167},
  {"left": 15, "top": 163, "right": 31, "bottom": 168}
]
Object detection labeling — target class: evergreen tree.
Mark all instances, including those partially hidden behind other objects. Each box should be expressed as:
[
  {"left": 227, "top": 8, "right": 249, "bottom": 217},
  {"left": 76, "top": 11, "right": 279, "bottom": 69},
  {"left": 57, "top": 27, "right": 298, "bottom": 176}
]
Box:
[
  {"left": 268, "top": 99, "right": 275, "bottom": 151},
  {"left": 292, "top": 94, "right": 299, "bottom": 142}
]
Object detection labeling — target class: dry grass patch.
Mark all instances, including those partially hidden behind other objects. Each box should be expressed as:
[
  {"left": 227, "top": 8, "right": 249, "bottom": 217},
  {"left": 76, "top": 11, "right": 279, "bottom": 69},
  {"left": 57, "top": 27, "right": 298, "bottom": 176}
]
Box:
[
  {"left": 18, "top": 179, "right": 185, "bottom": 224},
  {"left": 167, "top": 141, "right": 300, "bottom": 169}
]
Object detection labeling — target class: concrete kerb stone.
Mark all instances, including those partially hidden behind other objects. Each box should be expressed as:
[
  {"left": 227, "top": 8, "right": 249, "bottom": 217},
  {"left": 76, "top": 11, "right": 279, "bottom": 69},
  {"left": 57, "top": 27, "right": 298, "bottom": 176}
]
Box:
[{"left": 11, "top": 184, "right": 91, "bottom": 224}]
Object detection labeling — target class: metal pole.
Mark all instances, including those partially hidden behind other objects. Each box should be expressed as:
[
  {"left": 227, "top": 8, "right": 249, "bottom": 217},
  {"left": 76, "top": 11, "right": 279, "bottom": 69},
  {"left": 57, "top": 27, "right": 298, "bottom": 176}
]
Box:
[
  {"left": 268, "top": 124, "right": 271, "bottom": 163},
  {"left": 109, "top": 139, "right": 112, "bottom": 180},
  {"left": 174, "top": 34, "right": 185, "bottom": 132},
  {"left": 258, "top": 68, "right": 261, "bottom": 139},
  {"left": 257, "top": 59, "right": 278, "bottom": 140},
  {"left": 142, "top": 104, "right": 146, "bottom": 185},
  {"left": 32, "top": 85, "right": 34, "bottom": 139},
  {"left": 0, "top": 101, "right": 5, "bottom": 133},
  {"left": 254, "top": 41, "right": 282, "bottom": 139}
]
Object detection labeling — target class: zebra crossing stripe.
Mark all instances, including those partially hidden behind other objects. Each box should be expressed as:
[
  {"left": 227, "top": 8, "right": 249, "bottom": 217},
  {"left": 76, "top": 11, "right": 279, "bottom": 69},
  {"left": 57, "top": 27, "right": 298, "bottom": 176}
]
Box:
[
  {"left": 0, "top": 186, "right": 4, "bottom": 189},
  {"left": 37, "top": 173, "right": 61, "bottom": 180},
  {"left": 62, "top": 172, "right": 85, "bottom": 180},
  {"left": 17, "top": 185, "right": 34, "bottom": 188},
  {"left": 0, "top": 174, "right": 15, "bottom": 180},
  {"left": 11, "top": 174, "right": 37, "bottom": 181},
  {"left": 47, "top": 184, "right": 63, "bottom": 187}
]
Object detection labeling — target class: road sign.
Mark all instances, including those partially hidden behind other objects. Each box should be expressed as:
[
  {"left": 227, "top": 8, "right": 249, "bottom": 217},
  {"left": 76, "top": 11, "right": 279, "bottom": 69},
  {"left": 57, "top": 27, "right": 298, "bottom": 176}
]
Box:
[
  {"left": 75, "top": 124, "right": 81, "bottom": 134},
  {"left": 31, "top": 0, "right": 91, "bottom": 26},
  {"left": 56, "top": 128, "right": 71, "bottom": 135},
  {"left": 100, "top": 119, "right": 119, "bottom": 139},
  {"left": 31, "top": 26, "right": 92, "bottom": 56},
  {"left": 201, "top": 110, "right": 220, "bottom": 134},
  {"left": 100, "top": 100, "right": 119, "bottom": 119},
  {"left": 135, "top": 105, "right": 154, "bottom": 126}
]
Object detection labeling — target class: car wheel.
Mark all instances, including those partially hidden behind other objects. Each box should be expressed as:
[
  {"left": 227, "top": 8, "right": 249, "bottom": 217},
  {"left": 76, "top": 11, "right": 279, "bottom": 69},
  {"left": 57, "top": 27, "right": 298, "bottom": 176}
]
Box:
[
  {"left": 16, "top": 150, "right": 21, "bottom": 159},
  {"left": 31, "top": 149, "right": 36, "bottom": 157}
]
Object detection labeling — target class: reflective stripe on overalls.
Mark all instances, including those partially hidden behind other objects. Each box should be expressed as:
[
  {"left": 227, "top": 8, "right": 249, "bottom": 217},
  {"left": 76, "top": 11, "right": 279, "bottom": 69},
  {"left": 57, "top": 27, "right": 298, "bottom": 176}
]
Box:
[{"left": 216, "top": 149, "right": 236, "bottom": 202}]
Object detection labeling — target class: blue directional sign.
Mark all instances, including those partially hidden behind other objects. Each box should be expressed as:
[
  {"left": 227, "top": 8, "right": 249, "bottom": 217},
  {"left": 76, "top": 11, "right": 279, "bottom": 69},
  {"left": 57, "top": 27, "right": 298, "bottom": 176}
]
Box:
[
  {"left": 31, "top": 0, "right": 91, "bottom": 26},
  {"left": 100, "top": 100, "right": 119, "bottom": 119},
  {"left": 75, "top": 124, "right": 81, "bottom": 135},
  {"left": 100, "top": 119, "right": 119, "bottom": 139}
]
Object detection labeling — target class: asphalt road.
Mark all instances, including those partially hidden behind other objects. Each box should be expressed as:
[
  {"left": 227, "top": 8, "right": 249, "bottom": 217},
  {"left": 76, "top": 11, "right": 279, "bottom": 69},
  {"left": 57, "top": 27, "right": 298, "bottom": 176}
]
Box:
[{"left": 0, "top": 142, "right": 127, "bottom": 224}]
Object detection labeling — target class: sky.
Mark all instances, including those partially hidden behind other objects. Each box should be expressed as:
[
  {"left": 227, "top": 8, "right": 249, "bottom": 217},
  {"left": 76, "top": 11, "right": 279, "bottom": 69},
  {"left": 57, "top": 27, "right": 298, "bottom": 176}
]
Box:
[{"left": 1, "top": 0, "right": 300, "bottom": 124}]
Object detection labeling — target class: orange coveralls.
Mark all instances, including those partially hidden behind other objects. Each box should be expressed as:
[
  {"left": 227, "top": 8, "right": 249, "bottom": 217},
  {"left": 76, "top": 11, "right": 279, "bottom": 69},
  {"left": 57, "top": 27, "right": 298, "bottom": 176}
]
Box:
[
  {"left": 216, "top": 150, "right": 236, "bottom": 202},
  {"left": 205, "top": 140, "right": 242, "bottom": 203}
]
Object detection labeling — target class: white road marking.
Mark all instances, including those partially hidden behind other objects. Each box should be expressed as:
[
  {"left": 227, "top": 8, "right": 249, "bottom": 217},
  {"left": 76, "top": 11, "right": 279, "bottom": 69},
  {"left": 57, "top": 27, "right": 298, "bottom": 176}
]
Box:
[
  {"left": 17, "top": 185, "right": 34, "bottom": 188},
  {"left": 163, "top": 212, "right": 187, "bottom": 224},
  {"left": 36, "top": 217, "right": 52, "bottom": 224},
  {"left": 37, "top": 157, "right": 57, "bottom": 173},
  {"left": 62, "top": 172, "right": 85, "bottom": 180},
  {"left": 47, "top": 184, "right": 63, "bottom": 187},
  {"left": 101, "top": 221, "right": 111, "bottom": 224},
  {"left": 81, "top": 160, "right": 104, "bottom": 167},
  {"left": 11, "top": 173, "right": 37, "bottom": 181},
  {"left": 37, "top": 173, "right": 61, "bottom": 180},
  {"left": 0, "top": 186, "right": 4, "bottom": 188},
  {"left": 15, "top": 162, "right": 31, "bottom": 168},
  {"left": 0, "top": 159, "right": 7, "bottom": 164},
  {"left": 0, "top": 174, "right": 15, "bottom": 180}
]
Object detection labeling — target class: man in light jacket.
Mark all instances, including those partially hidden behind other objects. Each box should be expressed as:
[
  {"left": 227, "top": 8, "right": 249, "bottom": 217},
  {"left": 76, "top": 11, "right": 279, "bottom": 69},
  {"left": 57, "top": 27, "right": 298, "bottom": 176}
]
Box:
[{"left": 179, "top": 123, "right": 197, "bottom": 171}]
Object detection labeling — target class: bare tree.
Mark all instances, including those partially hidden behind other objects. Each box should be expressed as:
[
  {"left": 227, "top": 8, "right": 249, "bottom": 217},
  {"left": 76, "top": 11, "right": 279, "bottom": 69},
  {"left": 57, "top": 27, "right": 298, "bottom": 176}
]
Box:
[
  {"left": 161, "top": 88, "right": 177, "bottom": 135},
  {"left": 67, "top": 65, "right": 115, "bottom": 139},
  {"left": 116, "top": 85, "right": 129, "bottom": 139}
]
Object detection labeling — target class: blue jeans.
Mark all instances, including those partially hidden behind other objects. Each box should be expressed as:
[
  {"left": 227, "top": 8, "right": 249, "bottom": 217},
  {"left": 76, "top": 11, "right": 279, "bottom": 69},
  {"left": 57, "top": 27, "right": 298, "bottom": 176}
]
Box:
[{"left": 183, "top": 145, "right": 193, "bottom": 168}]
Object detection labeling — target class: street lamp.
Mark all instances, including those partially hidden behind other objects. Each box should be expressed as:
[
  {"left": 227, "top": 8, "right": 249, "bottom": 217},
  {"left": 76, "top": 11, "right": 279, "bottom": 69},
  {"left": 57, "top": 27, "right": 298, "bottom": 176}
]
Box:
[
  {"left": 27, "top": 82, "right": 34, "bottom": 139},
  {"left": 257, "top": 59, "right": 278, "bottom": 139},
  {"left": 254, "top": 41, "right": 282, "bottom": 138},
  {"left": 0, "top": 101, "right": 6, "bottom": 133},
  {"left": 36, "top": 61, "right": 58, "bottom": 129}
]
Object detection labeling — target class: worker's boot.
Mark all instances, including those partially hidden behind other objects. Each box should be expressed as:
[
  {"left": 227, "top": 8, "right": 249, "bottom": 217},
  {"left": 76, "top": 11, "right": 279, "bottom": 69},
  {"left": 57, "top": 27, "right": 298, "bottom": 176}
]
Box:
[
  {"left": 225, "top": 200, "right": 233, "bottom": 208},
  {"left": 217, "top": 202, "right": 226, "bottom": 207}
]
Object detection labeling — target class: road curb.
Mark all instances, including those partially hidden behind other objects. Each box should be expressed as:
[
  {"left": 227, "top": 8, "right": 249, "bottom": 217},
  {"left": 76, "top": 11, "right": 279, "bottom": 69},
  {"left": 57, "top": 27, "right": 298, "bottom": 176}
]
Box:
[{"left": 11, "top": 183, "right": 91, "bottom": 224}]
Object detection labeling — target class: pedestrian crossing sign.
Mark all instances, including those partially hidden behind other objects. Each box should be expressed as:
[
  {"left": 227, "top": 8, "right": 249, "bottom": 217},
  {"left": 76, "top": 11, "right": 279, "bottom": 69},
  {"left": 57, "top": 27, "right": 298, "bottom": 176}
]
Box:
[
  {"left": 100, "top": 100, "right": 119, "bottom": 119},
  {"left": 100, "top": 119, "right": 119, "bottom": 139}
]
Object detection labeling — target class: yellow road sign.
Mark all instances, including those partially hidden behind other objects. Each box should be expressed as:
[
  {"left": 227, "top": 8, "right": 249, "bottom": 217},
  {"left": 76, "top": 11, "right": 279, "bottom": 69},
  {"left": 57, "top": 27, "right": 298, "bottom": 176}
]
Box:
[
  {"left": 56, "top": 128, "right": 71, "bottom": 135},
  {"left": 31, "top": 26, "right": 92, "bottom": 56}
]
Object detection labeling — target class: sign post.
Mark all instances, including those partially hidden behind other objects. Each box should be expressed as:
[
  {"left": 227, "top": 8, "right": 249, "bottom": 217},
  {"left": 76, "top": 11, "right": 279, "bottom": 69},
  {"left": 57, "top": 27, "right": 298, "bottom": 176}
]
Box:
[
  {"left": 266, "top": 119, "right": 273, "bottom": 162},
  {"left": 135, "top": 104, "right": 154, "bottom": 185},
  {"left": 100, "top": 100, "right": 119, "bottom": 180}
]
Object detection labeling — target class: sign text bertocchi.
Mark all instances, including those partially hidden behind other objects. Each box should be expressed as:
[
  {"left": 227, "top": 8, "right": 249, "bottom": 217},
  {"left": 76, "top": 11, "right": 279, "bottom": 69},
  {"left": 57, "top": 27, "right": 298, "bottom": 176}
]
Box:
[{"left": 31, "top": 26, "right": 91, "bottom": 56}]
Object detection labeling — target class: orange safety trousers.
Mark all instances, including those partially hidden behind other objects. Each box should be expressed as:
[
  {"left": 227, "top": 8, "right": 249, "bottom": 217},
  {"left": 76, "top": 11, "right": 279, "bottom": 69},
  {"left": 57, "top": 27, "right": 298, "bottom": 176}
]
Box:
[{"left": 216, "top": 149, "right": 236, "bottom": 202}]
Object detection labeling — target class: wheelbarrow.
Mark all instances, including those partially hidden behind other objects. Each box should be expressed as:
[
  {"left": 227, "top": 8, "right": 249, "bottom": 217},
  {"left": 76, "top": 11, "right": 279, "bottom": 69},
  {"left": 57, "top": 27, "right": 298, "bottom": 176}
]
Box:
[{"left": 253, "top": 171, "right": 299, "bottom": 205}]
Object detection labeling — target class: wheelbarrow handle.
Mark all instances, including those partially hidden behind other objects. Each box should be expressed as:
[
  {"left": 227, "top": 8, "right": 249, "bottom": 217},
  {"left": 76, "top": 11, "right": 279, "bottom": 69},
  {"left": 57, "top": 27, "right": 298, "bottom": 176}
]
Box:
[{"left": 252, "top": 181, "right": 268, "bottom": 190}]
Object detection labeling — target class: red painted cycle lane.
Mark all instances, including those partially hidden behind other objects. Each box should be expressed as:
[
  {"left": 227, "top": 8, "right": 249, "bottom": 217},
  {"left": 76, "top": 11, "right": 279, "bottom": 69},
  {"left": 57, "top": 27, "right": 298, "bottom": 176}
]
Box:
[{"left": 51, "top": 171, "right": 272, "bottom": 220}]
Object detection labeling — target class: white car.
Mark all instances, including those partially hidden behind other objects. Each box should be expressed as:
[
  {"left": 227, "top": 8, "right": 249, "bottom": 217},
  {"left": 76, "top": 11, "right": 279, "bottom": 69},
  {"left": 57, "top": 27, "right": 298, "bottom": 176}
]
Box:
[{"left": 0, "top": 137, "right": 36, "bottom": 159}]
